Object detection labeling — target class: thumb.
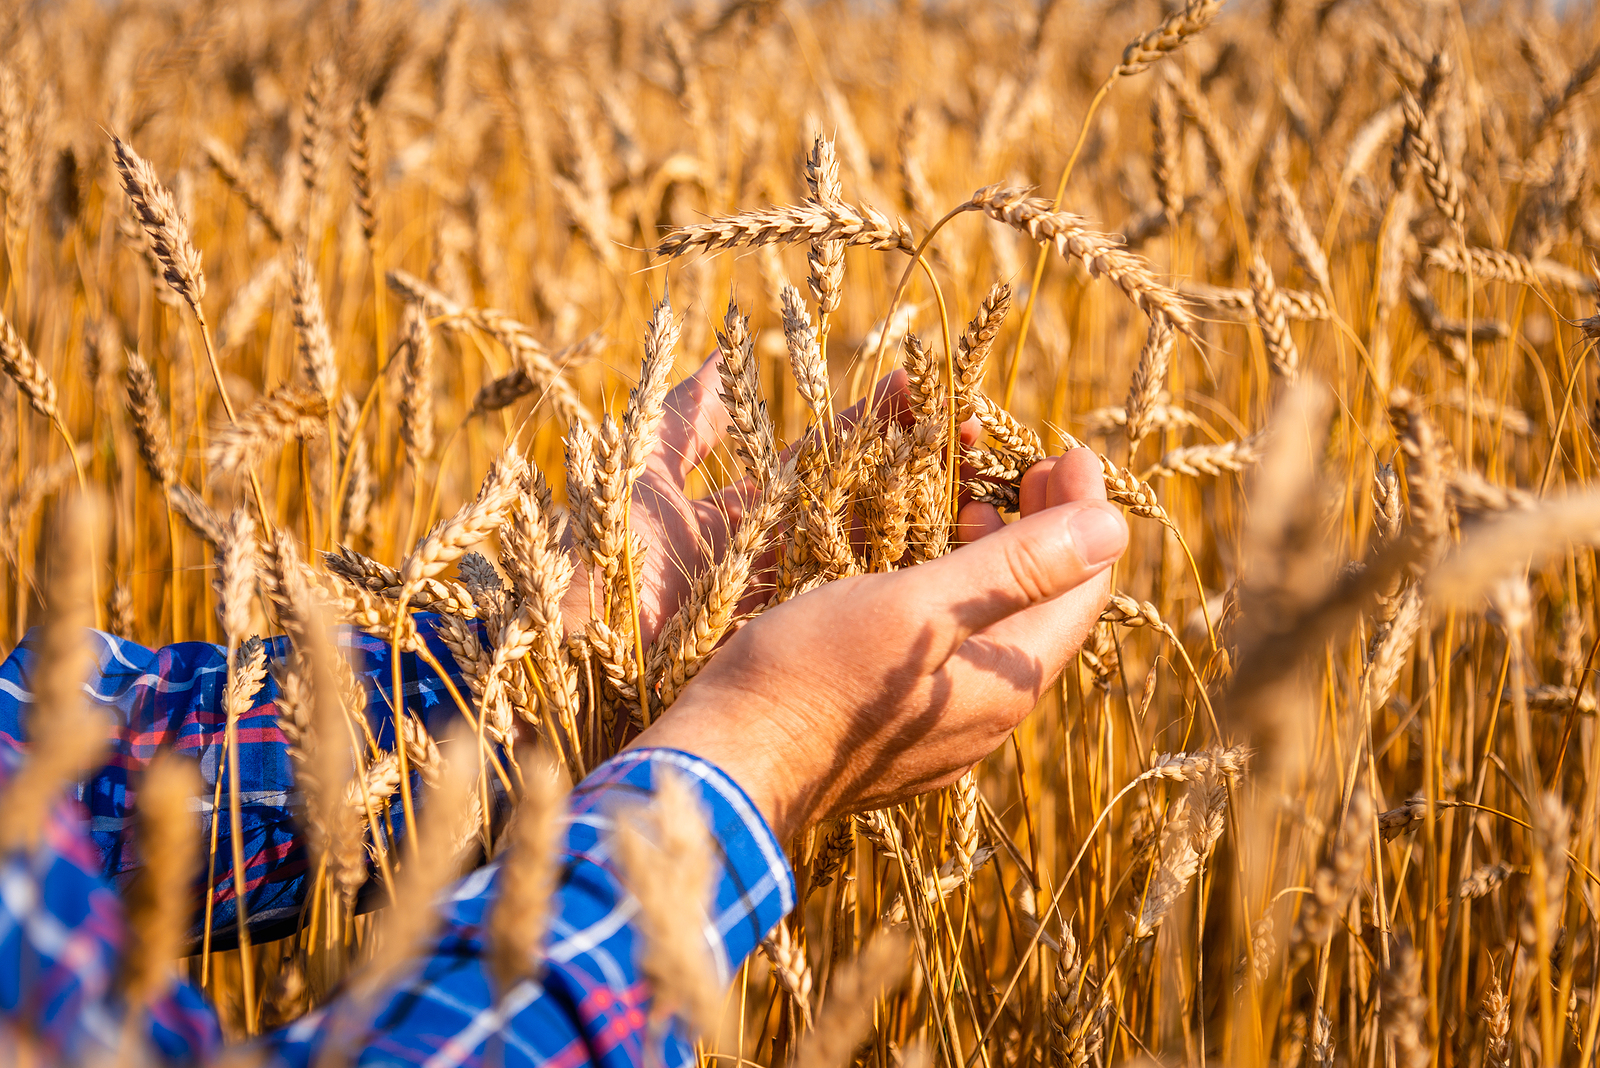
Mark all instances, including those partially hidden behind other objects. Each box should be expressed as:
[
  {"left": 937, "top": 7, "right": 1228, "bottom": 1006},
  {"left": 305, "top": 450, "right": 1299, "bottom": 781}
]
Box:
[{"left": 904, "top": 499, "right": 1127, "bottom": 647}]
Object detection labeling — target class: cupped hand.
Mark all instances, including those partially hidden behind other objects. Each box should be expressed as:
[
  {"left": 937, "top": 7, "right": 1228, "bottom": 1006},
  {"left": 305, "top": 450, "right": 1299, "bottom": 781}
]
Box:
[
  {"left": 561, "top": 352, "right": 925, "bottom": 644},
  {"left": 633, "top": 448, "right": 1125, "bottom": 841}
]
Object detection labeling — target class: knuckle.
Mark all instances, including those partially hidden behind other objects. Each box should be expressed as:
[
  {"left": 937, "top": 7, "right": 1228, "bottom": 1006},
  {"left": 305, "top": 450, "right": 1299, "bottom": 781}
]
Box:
[{"left": 999, "top": 537, "right": 1053, "bottom": 606}]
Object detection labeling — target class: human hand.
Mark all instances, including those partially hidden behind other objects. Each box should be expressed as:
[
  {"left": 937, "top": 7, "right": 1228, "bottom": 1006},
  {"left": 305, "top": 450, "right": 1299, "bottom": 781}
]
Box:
[
  {"left": 561, "top": 353, "right": 925, "bottom": 644},
  {"left": 632, "top": 448, "right": 1125, "bottom": 841}
]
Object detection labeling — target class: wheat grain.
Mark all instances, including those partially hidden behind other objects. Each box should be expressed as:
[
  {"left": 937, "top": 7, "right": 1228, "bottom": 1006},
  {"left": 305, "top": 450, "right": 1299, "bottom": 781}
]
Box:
[
  {"left": 0, "top": 310, "right": 58, "bottom": 421},
  {"left": 488, "top": 752, "right": 566, "bottom": 992},
  {"left": 656, "top": 199, "right": 916, "bottom": 257},
  {"left": 1424, "top": 244, "right": 1599, "bottom": 295},
  {"left": 120, "top": 754, "right": 202, "bottom": 1009},
  {"left": 1116, "top": 0, "right": 1224, "bottom": 77},
  {"left": 1250, "top": 253, "right": 1301, "bottom": 382},
  {"left": 613, "top": 769, "right": 722, "bottom": 1037},
  {"left": 967, "top": 184, "right": 1194, "bottom": 334},
  {"left": 123, "top": 348, "right": 175, "bottom": 486},
  {"left": 0, "top": 496, "right": 108, "bottom": 850},
  {"left": 290, "top": 249, "right": 338, "bottom": 403},
  {"left": 202, "top": 137, "right": 284, "bottom": 242},
  {"left": 112, "top": 135, "right": 205, "bottom": 308},
  {"left": 1124, "top": 316, "right": 1175, "bottom": 451},
  {"left": 207, "top": 384, "right": 329, "bottom": 476}
]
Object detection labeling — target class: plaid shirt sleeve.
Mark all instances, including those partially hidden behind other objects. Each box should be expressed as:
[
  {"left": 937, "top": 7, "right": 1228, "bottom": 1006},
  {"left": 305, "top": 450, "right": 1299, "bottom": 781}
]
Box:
[{"left": 0, "top": 625, "right": 795, "bottom": 1065}]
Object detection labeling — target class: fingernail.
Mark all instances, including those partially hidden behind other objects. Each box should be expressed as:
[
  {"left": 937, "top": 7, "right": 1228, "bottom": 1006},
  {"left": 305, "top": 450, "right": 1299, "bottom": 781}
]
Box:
[{"left": 1070, "top": 504, "right": 1126, "bottom": 566}]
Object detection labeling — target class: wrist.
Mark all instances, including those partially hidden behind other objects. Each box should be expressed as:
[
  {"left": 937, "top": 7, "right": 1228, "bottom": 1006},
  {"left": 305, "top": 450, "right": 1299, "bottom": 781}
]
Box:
[{"left": 629, "top": 692, "right": 810, "bottom": 842}]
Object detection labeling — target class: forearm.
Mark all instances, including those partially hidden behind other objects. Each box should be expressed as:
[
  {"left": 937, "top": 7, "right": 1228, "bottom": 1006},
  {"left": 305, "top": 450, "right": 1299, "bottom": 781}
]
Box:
[
  {"left": 0, "top": 618, "right": 480, "bottom": 946},
  {"left": 264, "top": 747, "right": 794, "bottom": 1066}
]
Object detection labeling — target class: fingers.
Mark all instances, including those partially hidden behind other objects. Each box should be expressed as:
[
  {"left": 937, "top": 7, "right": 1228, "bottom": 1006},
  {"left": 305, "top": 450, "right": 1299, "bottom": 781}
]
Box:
[
  {"left": 654, "top": 351, "right": 729, "bottom": 487},
  {"left": 956, "top": 500, "right": 1005, "bottom": 544},
  {"left": 904, "top": 496, "right": 1127, "bottom": 651},
  {"left": 1020, "top": 448, "right": 1105, "bottom": 516},
  {"left": 952, "top": 448, "right": 1116, "bottom": 683}
]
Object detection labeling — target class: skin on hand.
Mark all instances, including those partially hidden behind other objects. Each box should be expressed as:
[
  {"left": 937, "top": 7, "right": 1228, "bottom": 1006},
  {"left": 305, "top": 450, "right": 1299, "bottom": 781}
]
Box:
[
  {"left": 560, "top": 353, "right": 965, "bottom": 643},
  {"left": 635, "top": 448, "right": 1126, "bottom": 842}
]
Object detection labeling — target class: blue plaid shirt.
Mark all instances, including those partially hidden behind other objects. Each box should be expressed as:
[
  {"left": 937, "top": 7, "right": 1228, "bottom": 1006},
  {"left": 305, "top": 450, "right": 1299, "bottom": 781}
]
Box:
[{"left": 0, "top": 620, "right": 795, "bottom": 1065}]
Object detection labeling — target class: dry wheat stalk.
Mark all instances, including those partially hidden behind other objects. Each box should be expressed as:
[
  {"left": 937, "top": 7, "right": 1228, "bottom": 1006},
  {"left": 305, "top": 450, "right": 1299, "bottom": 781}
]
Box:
[
  {"left": 1269, "top": 162, "right": 1332, "bottom": 296},
  {"left": 1363, "top": 586, "right": 1425, "bottom": 712},
  {"left": 760, "top": 921, "right": 815, "bottom": 1028},
  {"left": 217, "top": 508, "right": 259, "bottom": 644},
  {"left": 1116, "top": 0, "right": 1223, "bottom": 77},
  {"left": 1179, "top": 281, "right": 1330, "bottom": 321},
  {"left": 1389, "top": 388, "right": 1452, "bottom": 561},
  {"left": 265, "top": 532, "right": 367, "bottom": 908},
  {"left": 1085, "top": 400, "right": 1199, "bottom": 436},
  {"left": 1405, "top": 277, "right": 1511, "bottom": 346},
  {"left": 0, "top": 460, "right": 75, "bottom": 565},
  {"left": 1528, "top": 791, "right": 1570, "bottom": 951},
  {"left": 1136, "top": 746, "right": 1251, "bottom": 786},
  {"left": 807, "top": 818, "right": 856, "bottom": 892},
  {"left": 217, "top": 256, "right": 283, "bottom": 351},
  {"left": 805, "top": 135, "right": 845, "bottom": 318},
  {"left": 967, "top": 184, "right": 1194, "bottom": 334},
  {"left": 1290, "top": 788, "right": 1372, "bottom": 953},
  {"left": 298, "top": 59, "right": 337, "bottom": 209},
  {"left": 386, "top": 270, "right": 592, "bottom": 427},
  {"left": 202, "top": 137, "right": 284, "bottom": 243},
  {"left": 656, "top": 198, "right": 916, "bottom": 258},
  {"left": 346, "top": 742, "right": 476, "bottom": 1008},
  {"left": 1481, "top": 971, "right": 1511, "bottom": 1068},
  {"left": 650, "top": 469, "right": 795, "bottom": 713},
  {"left": 488, "top": 753, "right": 566, "bottom": 992},
  {"left": 290, "top": 250, "right": 338, "bottom": 403},
  {"left": 349, "top": 99, "right": 376, "bottom": 246},
  {"left": 1144, "top": 434, "right": 1264, "bottom": 480},
  {"left": 120, "top": 754, "right": 202, "bottom": 1009},
  {"left": 166, "top": 481, "right": 228, "bottom": 547},
  {"left": 1124, "top": 316, "right": 1175, "bottom": 451},
  {"left": 613, "top": 769, "right": 722, "bottom": 1037},
  {"left": 1309, "top": 1008, "right": 1334, "bottom": 1068},
  {"left": 791, "top": 933, "right": 908, "bottom": 1068},
  {"left": 1151, "top": 83, "right": 1183, "bottom": 218},
  {"left": 1250, "top": 253, "right": 1301, "bottom": 382},
  {"left": 1166, "top": 66, "right": 1237, "bottom": 185},
  {"left": 715, "top": 301, "right": 779, "bottom": 482},
  {"left": 401, "top": 447, "right": 524, "bottom": 588},
  {"left": 1382, "top": 942, "right": 1429, "bottom": 1068},
  {"left": 207, "top": 385, "right": 329, "bottom": 476},
  {"left": 782, "top": 284, "right": 830, "bottom": 419},
  {"left": 1507, "top": 684, "right": 1597, "bottom": 715},
  {"left": 112, "top": 135, "right": 205, "bottom": 308},
  {"left": 0, "top": 310, "right": 58, "bottom": 421},
  {"left": 123, "top": 348, "right": 175, "bottom": 486},
  {"left": 1424, "top": 244, "right": 1599, "bottom": 295},
  {"left": 0, "top": 497, "right": 107, "bottom": 850},
  {"left": 1399, "top": 93, "right": 1466, "bottom": 230},
  {"left": 1133, "top": 788, "right": 1202, "bottom": 939},
  {"left": 397, "top": 304, "right": 435, "bottom": 461},
  {"left": 954, "top": 283, "right": 1011, "bottom": 421}
]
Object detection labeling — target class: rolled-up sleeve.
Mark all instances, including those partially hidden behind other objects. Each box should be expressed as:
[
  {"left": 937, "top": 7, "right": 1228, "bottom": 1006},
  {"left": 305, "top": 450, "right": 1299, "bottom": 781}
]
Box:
[
  {"left": 268, "top": 747, "right": 795, "bottom": 1068},
  {"left": 0, "top": 621, "right": 795, "bottom": 1066}
]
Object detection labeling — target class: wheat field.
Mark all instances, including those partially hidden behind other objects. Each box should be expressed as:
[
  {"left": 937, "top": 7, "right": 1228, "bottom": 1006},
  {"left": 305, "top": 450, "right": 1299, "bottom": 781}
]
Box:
[{"left": 2, "top": 0, "right": 1599, "bottom": 1064}]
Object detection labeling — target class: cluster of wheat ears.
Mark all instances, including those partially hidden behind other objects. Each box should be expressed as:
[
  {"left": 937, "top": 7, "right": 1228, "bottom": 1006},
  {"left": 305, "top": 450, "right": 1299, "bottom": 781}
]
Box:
[{"left": 1, "top": 0, "right": 1599, "bottom": 1064}]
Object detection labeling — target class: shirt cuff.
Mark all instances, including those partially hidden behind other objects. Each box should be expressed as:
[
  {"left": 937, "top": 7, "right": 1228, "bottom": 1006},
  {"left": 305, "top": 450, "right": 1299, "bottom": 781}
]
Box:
[{"left": 568, "top": 747, "right": 795, "bottom": 980}]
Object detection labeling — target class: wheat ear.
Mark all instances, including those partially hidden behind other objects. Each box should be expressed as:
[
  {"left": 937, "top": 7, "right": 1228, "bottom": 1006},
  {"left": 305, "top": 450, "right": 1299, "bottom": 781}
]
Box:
[
  {"left": 0, "top": 496, "right": 108, "bottom": 851},
  {"left": 120, "top": 754, "right": 203, "bottom": 1013}
]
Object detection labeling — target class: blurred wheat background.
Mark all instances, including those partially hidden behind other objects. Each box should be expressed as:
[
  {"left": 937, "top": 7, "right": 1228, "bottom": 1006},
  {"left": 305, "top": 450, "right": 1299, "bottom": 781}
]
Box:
[{"left": 2, "top": 0, "right": 1600, "bottom": 1064}]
